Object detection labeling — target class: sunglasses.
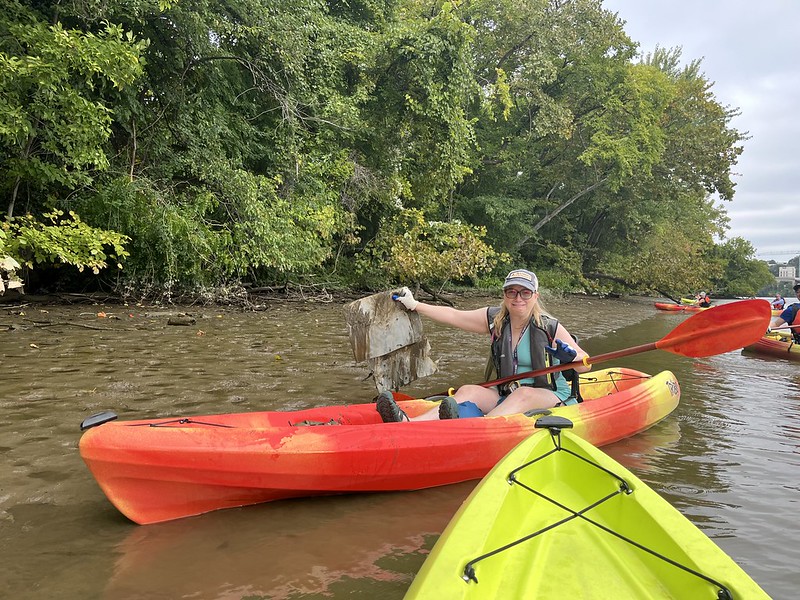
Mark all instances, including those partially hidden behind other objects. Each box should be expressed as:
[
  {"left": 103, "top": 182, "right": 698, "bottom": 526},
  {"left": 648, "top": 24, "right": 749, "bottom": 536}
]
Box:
[{"left": 504, "top": 288, "right": 534, "bottom": 299}]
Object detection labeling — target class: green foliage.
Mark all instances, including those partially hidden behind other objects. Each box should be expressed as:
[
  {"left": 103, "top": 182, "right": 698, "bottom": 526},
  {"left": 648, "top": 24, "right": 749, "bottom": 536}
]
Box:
[
  {"left": 76, "top": 168, "right": 353, "bottom": 291},
  {"left": 0, "top": 227, "right": 24, "bottom": 293},
  {"left": 2, "top": 210, "right": 129, "bottom": 274},
  {"left": 456, "top": 194, "right": 542, "bottom": 258},
  {"left": 357, "top": 209, "right": 506, "bottom": 288},
  {"left": 643, "top": 46, "right": 744, "bottom": 201},
  {"left": 358, "top": 0, "right": 479, "bottom": 212},
  {"left": 451, "top": 1, "right": 746, "bottom": 295},
  {"left": 595, "top": 218, "right": 719, "bottom": 296},
  {"left": 576, "top": 63, "right": 672, "bottom": 188},
  {"left": 0, "top": 0, "right": 757, "bottom": 297},
  {"left": 0, "top": 2, "right": 146, "bottom": 215},
  {"left": 710, "top": 237, "right": 774, "bottom": 297}
]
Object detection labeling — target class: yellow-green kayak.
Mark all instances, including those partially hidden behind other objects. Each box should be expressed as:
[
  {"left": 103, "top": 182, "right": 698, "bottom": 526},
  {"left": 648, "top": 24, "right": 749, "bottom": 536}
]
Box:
[{"left": 405, "top": 417, "right": 770, "bottom": 600}]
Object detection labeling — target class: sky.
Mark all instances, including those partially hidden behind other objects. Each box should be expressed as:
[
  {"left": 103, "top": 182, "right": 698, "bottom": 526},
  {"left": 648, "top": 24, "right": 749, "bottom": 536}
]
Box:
[{"left": 601, "top": 0, "right": 800, "bottom": 263}]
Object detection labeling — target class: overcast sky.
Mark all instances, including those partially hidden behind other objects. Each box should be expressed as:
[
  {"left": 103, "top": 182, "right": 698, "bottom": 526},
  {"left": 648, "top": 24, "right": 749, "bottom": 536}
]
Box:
[{"left": 601, "top": 0, "right": 800, "bottom": 262}]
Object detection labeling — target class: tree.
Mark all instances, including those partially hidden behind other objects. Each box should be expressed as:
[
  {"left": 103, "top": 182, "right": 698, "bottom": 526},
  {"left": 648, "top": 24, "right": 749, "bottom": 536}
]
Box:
[
  {"left": 0, "top": 0, "right": 758, "bottom": 298},
  {"left": 64, "top": 0, "right": 481, "bottom": 291},
  {"left": 357, "top": 208, "right": 505, "bottom": 291},
  {"left": 0, "top": 1, "right": 144, "bottom": 281},
  {"left": 452, "top": 0, "right": 745, "bottom": 294},
  {"left": 0, "top": 1, "right": 146, "bottom": 217},
  {"left": 454, "top": 1, "right": 671, "bottom": 271},
  {"left": 710, "top": 237, "right": 774, "bottom": 297}
]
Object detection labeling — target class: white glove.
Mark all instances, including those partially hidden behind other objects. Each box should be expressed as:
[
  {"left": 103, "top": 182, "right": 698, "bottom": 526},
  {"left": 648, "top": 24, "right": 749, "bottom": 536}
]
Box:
[{"left": 394, "top": 286, "right": 419, "bottom": 311}]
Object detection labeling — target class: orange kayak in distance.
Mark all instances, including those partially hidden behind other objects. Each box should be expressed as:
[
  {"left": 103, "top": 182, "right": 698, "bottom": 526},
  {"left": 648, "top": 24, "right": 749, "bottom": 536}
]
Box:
[{"left": 654, "top": 302, "right": 684, "bottom": 311}]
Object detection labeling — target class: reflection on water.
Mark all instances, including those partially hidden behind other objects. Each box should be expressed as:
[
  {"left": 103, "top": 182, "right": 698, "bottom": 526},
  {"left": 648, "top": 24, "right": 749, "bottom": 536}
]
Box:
[
  {"left": 602, "top": 417, "right": 682, "bottom": 474},
  {"left": 1, "top": 296, "right": 798, "bottom": 598},
  {"left": 105, "top": 484, "right": 475, "bottom": 600}
]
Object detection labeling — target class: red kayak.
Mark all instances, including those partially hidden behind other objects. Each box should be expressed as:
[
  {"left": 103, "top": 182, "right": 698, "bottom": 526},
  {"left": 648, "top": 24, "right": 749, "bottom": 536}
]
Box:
[
  {"left": 683, "top": 305, "right": 709, "bottom": 312},
  {"left": 654, "top": 302, "right": 684, "bottom": 311},
  {"left": 79, "top": 367, "right": 680, "bottom": 524},
  {"left": 742, "top": 332, "right": 800, "bottom": 362}
]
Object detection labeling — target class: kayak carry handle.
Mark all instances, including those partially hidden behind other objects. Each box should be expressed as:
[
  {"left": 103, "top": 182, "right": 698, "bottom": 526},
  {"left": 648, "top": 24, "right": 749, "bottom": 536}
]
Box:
[
  {"left": 534, "top": 416, "right": 573, "bottom": 431},
  {"left": 80, "top": 411, "right": 118, "bottom": 431}
]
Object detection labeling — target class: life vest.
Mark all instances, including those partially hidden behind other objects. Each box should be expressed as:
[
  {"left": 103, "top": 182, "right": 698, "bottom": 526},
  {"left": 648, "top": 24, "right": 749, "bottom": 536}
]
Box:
[
  {"left": 485, "top": 307, "right": 558, "bottom": 391},
  {"left": 785, "top": 304, "right": 800, "bottom": 343}
]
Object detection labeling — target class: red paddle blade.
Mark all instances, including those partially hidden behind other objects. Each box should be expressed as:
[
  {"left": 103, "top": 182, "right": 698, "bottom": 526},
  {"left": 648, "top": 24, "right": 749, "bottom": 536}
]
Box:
[{"left": 655, "top": 299, "right": 771, "bottom": 357}]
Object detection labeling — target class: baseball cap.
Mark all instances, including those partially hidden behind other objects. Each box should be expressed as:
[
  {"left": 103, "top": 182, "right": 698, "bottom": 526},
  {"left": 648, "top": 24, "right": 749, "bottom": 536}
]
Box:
[{"left": 503, "top": 269, "right": 538, "bottom": 292}]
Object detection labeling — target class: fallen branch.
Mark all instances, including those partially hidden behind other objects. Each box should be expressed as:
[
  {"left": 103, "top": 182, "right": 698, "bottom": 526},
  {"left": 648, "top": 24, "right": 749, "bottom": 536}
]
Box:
[
  {"left": 420, "top": 282, "right": 454, "bottom": 307},
  {"left": 24, "top": 319, "right": 109, "bottom": 330}
]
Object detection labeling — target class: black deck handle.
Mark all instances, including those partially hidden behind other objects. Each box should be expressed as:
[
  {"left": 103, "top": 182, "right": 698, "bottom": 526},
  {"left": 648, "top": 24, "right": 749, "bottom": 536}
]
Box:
[{"left": 80, "top": 411, "right": 118, "bottom": 431}]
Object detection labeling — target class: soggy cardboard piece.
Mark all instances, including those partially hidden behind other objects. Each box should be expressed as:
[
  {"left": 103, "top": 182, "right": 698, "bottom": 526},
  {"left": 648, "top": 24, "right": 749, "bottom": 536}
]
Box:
[
  {"left": 368, "top": 339, "right": 438, "bottom": 393},
  {"left": 345, "top": 291, "right": 424, "bottom": 362},
  {"left": 345, "top": 290, "right": 438, "bottom": 391}
]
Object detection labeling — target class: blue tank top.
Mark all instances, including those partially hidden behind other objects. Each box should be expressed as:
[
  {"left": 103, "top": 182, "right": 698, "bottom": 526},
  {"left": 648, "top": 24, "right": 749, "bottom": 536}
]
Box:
[{"left": 515, "top": 328, "right": 572, "bottom": 402}]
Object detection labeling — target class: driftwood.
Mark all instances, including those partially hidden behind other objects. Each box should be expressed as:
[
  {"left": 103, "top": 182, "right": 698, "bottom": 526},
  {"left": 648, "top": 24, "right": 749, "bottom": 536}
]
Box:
[
  {"left": 167, "top": 315, "right": 197, "bottom": 326},
  {"left": 20, "top": 319, "right": 108, "bottom": 330},
  {"left": 420, "top": 282, "right": 454, "bottom": 307}
]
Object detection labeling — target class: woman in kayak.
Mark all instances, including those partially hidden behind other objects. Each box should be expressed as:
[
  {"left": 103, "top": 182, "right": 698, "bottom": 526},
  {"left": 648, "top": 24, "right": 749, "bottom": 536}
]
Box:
[
  {"left": 697, "top": 291, "right": 712, "bottom": 307},
  {"left": 771, "top": 293, "right": 785, "bottom": 310},
  {"left": 377, "top": 269, "right": 591, "bottom": 422}
]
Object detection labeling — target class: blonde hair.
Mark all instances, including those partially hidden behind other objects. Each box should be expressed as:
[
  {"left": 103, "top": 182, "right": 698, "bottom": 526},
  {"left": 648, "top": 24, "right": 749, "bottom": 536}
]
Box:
[{"left": 491, "top": 293, "right": 550, "bottom": 336}]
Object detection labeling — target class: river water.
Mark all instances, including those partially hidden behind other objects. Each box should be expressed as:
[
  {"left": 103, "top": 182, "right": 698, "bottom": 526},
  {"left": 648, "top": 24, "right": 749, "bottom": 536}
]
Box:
[{"left": 1, "top": 294, "right": 797, "bottom": 599}]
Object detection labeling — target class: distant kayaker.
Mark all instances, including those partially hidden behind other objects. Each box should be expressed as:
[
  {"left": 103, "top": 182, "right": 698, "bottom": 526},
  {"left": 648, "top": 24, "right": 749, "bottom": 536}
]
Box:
[
  {"left": 697, "top": 291, "right": 712, "bottom": 308},
  {"left": 377, "top": 269, "right": 591, "bottom": 422},
  {"left": 770, "top": 283, "right": 800, "bottom": 343},
  {"left": 772, "top": 293, "right": 786, "bottom": 310}
]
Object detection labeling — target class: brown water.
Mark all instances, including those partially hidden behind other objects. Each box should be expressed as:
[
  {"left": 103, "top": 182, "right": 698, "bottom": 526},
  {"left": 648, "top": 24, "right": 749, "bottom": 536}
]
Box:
[{"left": 1, "top": 295, "right": 797, "bottom": 599}]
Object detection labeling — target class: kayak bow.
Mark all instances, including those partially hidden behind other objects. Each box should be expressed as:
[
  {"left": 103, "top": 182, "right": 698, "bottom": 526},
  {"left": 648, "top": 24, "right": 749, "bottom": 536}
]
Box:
[{"left": 405, "top": 418, "right": 770, "bottom": 600}]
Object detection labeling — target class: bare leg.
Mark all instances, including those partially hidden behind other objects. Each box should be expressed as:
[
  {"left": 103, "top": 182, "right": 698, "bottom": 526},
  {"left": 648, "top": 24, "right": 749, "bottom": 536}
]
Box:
[
  {"left": 451, "top": 384, "right": 502, "bottom": 414},
  {"left": 410, "top": 405, "right": 442, "bottom": 421},
  {"left": 485, "top": 387, "right": 559, "bottom": 417}
]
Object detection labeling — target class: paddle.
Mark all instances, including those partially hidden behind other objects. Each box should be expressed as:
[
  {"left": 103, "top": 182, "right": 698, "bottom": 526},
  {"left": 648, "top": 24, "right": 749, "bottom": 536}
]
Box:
[{"left": 478, "top": 299, "right": 770, "bottom": 391}]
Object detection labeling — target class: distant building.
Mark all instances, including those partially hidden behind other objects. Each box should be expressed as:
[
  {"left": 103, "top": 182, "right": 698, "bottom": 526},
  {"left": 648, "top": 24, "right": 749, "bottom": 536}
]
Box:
[{"left": 776, "top": 266, "right": 797, "bottom": 289}]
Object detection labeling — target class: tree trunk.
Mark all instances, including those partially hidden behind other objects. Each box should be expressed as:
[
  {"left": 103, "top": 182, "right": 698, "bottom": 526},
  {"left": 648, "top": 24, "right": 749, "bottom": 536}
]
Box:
[{"left": 515, "top": 177, "right": 608, "bottom": 252}]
